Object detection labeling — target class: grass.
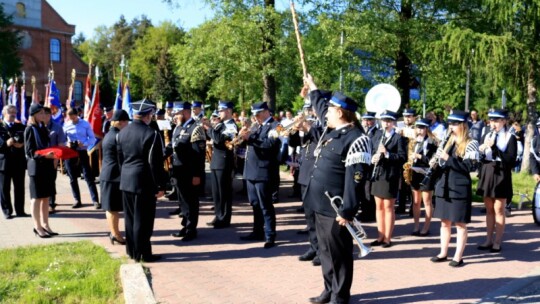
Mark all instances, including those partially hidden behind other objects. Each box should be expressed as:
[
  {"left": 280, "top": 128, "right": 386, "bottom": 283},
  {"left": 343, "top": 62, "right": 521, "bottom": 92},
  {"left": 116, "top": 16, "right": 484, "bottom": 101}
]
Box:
[
  {"left": 471, "top": 172, "right": 536, "bottom": 205},
  {"left": 0, "top": 241, "right": 124, "bottom": 304}
]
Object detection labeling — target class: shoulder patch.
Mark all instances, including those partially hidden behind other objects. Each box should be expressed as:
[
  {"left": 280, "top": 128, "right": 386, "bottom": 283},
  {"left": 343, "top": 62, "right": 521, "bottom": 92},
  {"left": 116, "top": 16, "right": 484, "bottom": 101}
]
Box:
[
  {"left": 191, "top": 126, "right": 206, "bottom": 142},
  {"left": 345, "top": 135, "right": 372, "bottom": 167}
]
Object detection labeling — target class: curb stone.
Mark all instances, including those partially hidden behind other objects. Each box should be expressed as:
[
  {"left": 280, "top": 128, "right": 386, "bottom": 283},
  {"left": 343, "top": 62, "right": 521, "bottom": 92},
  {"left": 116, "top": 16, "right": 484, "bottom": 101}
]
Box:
[
  {"left": 477, "top": 267, "right": 540, "bottom": 303},
  {"left": 120, "top": 264, "right": 157, "bottom": 304}
]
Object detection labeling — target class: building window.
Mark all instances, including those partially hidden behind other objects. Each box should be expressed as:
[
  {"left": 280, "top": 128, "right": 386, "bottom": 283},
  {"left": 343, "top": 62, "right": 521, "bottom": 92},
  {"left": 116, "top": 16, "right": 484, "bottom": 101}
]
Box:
[
  {"left": 74, "top": 81, "right": 83, "bottom": 101},
  {"left": 16, "top": 2, "right": 26, "bottom": 18},
  {"left": 50, "top": 39, "right": 61, "bottom": 62}
]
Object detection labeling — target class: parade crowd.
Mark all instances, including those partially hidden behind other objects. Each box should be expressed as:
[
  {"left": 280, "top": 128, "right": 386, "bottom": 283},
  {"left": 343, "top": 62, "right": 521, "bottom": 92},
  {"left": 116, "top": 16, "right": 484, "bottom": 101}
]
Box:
[{"left": 2, "top": 74, "right": 539, "bottom": 304}]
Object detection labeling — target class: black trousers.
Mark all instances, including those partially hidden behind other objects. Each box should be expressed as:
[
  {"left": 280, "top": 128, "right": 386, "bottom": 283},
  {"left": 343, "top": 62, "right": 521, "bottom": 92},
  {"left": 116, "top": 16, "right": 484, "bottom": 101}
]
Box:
[
  {"left": 122, "top": 191, "right": 156, "bottom": 260},
  {"left": 174, "top": 168, "right": 200, "bottom": 232},
  {"left": 301, "top": 185, "right": 319, "bottom": 255},
  {"left": 247, "top": 180, "right": 276, "bottom": 240},
  {"left": 360, "top": 181, "right": 376, "bottom": 222},
  {"left": 64, "top": 151, "right": 99, "bottom": 203},
  {"left": 0, "top": 166, "right": 26, "bottom": 216},
  {"left": 210, "top": 168, "right": 233, "bottom": 225},
  {"left": 315, "top": 213, "right": 354, "bottom": 304},
  {"left": 49, "top": 168, "right": 58, "bottom": 208}
]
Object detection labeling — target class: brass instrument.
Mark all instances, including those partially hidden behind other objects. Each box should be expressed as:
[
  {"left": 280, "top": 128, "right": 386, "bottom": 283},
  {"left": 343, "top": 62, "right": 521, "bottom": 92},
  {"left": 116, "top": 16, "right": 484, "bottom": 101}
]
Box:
[
  {"left": 276, "top": 114, "right": 306, "bottom": 137},
  {"left": 225, "top": 124, "right": 252, "bottom": 150},
  {"left": 206, "top": 141, "right": 213, "bottom": 163},
  {"left": 324, "top": 192, "right": 372, "bottom": 258},
  {"left": 403, "top": 137, "right": 423, "bottom": 185},
  {"left": 420, "top": 131, "right": 453, "bottom": 187}
]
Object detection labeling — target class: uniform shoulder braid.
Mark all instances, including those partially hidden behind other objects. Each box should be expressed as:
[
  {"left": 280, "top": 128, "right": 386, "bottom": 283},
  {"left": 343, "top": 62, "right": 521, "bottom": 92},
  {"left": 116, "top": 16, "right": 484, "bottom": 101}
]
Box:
[
  {"left": 464, "top": 139, "right": 479, "bottom": 160},
  {"left": 345, "top": 134, "right": 372, "bottom": 167},
  {"left": 191, "top": 125, "right": 206, "bottom": 142}
]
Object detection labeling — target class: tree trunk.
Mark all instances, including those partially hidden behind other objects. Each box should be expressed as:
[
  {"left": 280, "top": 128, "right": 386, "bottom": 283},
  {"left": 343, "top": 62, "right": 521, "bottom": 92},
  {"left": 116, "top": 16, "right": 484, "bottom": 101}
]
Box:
[
  {"left": 520, "top": 61, "right": 537, "bottom": 173},
  {"left": 262, "top": 0, "right": 277, "bottom": 111},
  {"left": 396, "top": 1, "right": 412, "bottom": 108}
]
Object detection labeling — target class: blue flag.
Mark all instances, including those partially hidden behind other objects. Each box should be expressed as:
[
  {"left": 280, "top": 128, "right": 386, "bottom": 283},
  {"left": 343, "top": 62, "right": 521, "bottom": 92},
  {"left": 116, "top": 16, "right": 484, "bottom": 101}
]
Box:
[
  {"left": 20, "top": 83, "right": 27, "bottom": 125},
  {"left": 48, "top": 81, "right": 63, "bottom": 125},
  {"left": 122, "top": 83, "right": 133, "bottom": 119},
  {"left": 113, "top": 80, "right": 123, "bottom": 111}
]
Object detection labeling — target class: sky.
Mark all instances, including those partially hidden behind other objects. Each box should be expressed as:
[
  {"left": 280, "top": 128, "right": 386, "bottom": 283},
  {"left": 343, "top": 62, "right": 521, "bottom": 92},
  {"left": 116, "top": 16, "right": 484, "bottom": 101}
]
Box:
[
  {"left": 46, "top": 0, "right": 296, "bottom": 38},
  {"left": 46, "top": 0, "right": 215, "bottom": 38}
]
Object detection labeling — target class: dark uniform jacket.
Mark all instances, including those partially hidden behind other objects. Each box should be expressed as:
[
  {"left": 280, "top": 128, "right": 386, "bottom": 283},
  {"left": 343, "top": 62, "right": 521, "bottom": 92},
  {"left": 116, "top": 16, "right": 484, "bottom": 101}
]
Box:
[
  {"left": 411, "top": 136, "right": 439, "bottom": 168},
  {"left": 530, "top": 135, "right": 540, "bottom": 175},
  {"left": 298, "top": 122, "right": 323, "bottom": 186},
  {"left": 165, "top": 117, "right": 206, "bottom": 178},
  {"left": 0, "top": 122, "right": 27, "bottom": 172},
  {"left": 243, "top": 117, "right": 281, "bottom": 182},
  {"left": 207, "top": 119, "right": 237, "bottom": 170},
  {"left": 304, "top": 90, "right": 371, "bottom": 220},
  {"left": 370, "top": 129, "right": 407, "bottom": 181},
  {"left": 434, "top": 140, "right": 479, "bottom": 200},
  {"left": 117, "top": 120, "right": 167, "bottom": 194},
  {"left": 24, "top": 124, "right": 52, "bottom": 177},
  {"left": 99, "top": 127, "right": 121, "bottom": 183}
]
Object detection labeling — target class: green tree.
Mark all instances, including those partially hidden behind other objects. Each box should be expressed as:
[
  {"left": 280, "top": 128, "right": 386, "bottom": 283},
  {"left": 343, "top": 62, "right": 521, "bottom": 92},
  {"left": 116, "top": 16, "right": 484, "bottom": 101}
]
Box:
[{"left": 0, "top": 5, "right": 21, "bottom": 78}]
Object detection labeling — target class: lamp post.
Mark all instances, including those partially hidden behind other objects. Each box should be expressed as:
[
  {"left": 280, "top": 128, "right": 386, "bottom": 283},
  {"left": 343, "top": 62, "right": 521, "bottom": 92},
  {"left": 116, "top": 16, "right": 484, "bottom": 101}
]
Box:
[{"left": 465, "top": 49, "right": 474, "bottom": 112}]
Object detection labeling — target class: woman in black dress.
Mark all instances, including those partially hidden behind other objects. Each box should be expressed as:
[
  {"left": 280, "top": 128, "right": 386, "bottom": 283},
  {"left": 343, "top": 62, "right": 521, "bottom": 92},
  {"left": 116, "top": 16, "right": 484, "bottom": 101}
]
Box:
[
  {"left": 370, "top": 110, "right": 407, "bottom": 247},
  {"left": 24, "top": 104, "right": 58, "bottom": 238},
  {"left": 99, "top": 110, "right": 131, "bottom": 245},
  {"left": 409, "top": 118, "right": 439, "bottom": 236},
  {"left": 431, "top": 110, "right": 479, "bottom": 267},
  {"left": 476, "top": 109, "right": 517, "bottom": 253}
]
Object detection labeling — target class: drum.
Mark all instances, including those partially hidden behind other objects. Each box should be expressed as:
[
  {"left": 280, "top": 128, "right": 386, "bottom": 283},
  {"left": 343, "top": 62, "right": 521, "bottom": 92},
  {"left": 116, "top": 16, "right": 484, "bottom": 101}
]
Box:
[{"left": 533, "top": 182, "right": 540, "bottom": 226}]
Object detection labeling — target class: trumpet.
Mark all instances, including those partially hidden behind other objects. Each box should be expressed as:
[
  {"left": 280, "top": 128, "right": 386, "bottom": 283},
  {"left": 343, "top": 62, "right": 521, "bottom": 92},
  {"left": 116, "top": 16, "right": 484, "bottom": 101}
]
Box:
[
  {"left": 420, "top": 131, "right": 453, "bottom": 187},
  {"left": 225, "top": 125, "right": 251, "bottom": 150},
  {"left": 276, "top": 114, "right": 306, "bottom": 136},
  {"left": 324, "top": 191, "right": 372, "bottom": 258}
]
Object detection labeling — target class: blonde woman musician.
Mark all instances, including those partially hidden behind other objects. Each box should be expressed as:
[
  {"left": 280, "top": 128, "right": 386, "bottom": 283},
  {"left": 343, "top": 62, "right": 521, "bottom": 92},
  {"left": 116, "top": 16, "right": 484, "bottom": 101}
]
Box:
[
  {"left": 408, "top": 118, "right": 439, "bottom": 236},
  {"left": 476, "top": 109, "right": 517, "bottom": 253},
  {"left": 431, "top": 110, "right": 479, "bottom": 267}
]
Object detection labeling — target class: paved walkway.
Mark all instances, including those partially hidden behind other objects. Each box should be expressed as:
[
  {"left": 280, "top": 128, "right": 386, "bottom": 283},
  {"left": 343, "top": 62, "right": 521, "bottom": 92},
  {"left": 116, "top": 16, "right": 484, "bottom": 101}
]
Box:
[{"left": 1, "top": 170, "right": 539, "bottom": 303}]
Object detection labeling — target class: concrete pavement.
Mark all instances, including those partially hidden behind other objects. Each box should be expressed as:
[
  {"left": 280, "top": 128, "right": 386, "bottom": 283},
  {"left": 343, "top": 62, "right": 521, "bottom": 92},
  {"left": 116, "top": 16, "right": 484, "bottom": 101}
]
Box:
[{"left": 1, "top": 170, "right": 539, "bottom": 303}]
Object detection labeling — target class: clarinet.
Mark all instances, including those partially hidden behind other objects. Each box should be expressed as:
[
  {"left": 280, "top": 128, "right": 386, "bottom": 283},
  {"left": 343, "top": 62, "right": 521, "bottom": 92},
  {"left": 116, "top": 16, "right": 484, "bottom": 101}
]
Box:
[
  {"left": 420, "top": 131, "right": 452, "bottom": 187},
  {"left": 370, "top": 132, "right": 387, "bottom": 182}
]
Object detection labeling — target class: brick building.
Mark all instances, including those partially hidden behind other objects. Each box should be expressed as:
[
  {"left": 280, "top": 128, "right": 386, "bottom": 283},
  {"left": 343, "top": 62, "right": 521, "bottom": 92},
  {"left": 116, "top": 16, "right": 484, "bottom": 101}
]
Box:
[{"left": 1, "top": 0, "right": 87, "bottom": 103}]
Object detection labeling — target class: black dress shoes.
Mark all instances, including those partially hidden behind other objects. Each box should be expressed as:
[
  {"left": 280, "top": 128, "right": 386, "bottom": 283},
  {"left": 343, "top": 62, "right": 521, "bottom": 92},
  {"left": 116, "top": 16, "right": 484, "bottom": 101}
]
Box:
[
  {"left": 213, "top": 222, "right": 230, "bottom": 229},
  {"left": 309, "top": 293, "right": 331, "bottom": 304},
  {"left": 181, "top": 233, "right": 198, "bottom": 242},
  {"left": 370, "top": 240, "right": 383, "bottom": 246},
  {"left": 206, "top": 219, "right": 217, "bottom": 226},
  {"left": 477, "top": 244, "right": 493, "bottom": 250},
  {"left": 430, "top": 256, "right": 448, "bottom": 263},
  {"left": 169, "top": 208, "right": 182, "bottom": 215},
  {"left": 298, "top": 250, "right": 316, "bottom": 261},
  {"left": 93, "top": 202, "right": 102, "bottom": 210},
  {"left": 72, "top": 202, "right": 82, "bottom": 209},
  {"left": 312, "top": 256, "right": 321, "bottom": 266},
  {"left": 449, "top": 259, "right": 464, "bottom": 267},
  {"left": 263, "top": 240, "right": 276, "bottom": 249},
  {"left": 16, "top": 213, "right": 30, "bottom": 217},
  {"left": 4, "top": 214, "right": 13, "bottom": 220},
  {"left": 171, "top": 228, "right": 187, "bottom": 238},
  {"left": 239, "top": 233, "right": 265, "bottom": 242}
]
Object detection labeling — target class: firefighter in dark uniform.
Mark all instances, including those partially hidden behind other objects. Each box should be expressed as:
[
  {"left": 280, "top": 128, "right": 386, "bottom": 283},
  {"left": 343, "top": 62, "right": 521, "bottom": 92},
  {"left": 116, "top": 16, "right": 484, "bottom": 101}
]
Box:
[
  {"left": 192, "top": 101, "right": 207, "bottom": 197},
  {"left": 168, "top": 102, "right": 207, "bottom": 241},
  {"left": 117, "top": 99, "right": 167, "bottom": 262},
  {"left": 1, "top": 105, "right": 27, "bottom": 219},
  {"left": 360, "top": 111, "right": 378, "bottom": 222},
  {"left": 239, "top": 101, "right": 281, "bottom": 249},
  {"left": 203, "top": 101, "right": 238, "bottom": 228},
  {"left": 302, "top": 74, "right": 372, "bottom": 304}
]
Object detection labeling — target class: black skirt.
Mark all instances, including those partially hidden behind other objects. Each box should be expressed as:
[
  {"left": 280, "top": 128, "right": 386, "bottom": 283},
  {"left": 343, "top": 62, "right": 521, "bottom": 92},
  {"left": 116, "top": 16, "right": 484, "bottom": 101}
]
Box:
[
  {"left": 29, "top": 160, "right": 56, "bottom": 199},
  {"left": 410, "top": 170, "right": 434, "bottom": 191},
  {"left": 371, "top": 176, "right": 399, "bottom": 199},
  {"left": 433, "top": 196, "right": 471, "bottom": 223},
  {"left": 476, "top": 161, "right": 512, "bottom": 198},
  {"left": 101, "top": 181, "right": 123, "bottom": 212}
]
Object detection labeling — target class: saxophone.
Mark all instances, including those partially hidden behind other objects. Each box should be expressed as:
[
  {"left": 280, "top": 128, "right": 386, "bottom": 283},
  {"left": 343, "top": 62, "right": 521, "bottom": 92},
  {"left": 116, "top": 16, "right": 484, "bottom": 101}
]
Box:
[{"left": 403, "top": 137, "right": 423, "bottom": 185}]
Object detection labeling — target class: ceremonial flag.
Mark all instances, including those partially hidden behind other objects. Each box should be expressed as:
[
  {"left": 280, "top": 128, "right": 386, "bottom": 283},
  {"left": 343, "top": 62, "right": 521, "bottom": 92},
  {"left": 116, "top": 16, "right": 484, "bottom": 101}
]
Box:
[
  {"left": 83, "top": 73, "right": 92, "bottom": 120},
  {"left": 31, "top": 84, "right": 39, "bottom": 105},
  {"left": 67, "top": 80, "right": 75, "bottom": 110},
  {"left": 88, "top": 79, "right": 103, "bottom": 138},
  {"left": 122, "top": 82, "right": 133, "bottom": 119},
  {"left": 48, "top": 80, "right": 63, "bottom": 125},
  {"left": 20, "top": 81, "right": 27, "bottom": 124},
  {"left": 113, "top": 79, "right": 123, "bottom": 111}
]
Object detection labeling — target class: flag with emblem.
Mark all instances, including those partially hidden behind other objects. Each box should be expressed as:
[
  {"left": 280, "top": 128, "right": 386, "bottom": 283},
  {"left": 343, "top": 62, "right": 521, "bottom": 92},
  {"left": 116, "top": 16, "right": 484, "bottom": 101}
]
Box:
[
  {"left": 83, "top": 73, "right": 92, "bottom": 120},
  {"left": 88, "top": 79, "right": 103, "bottom": 138},
  {"left": 122, "top": 81, "right": 133, "bottom": 119},
  {"left": 113, "top": 79, "right": 123, "bottom": 111},
  {"left": 48, "top": 80, "right": 63, "bottom": 125}
]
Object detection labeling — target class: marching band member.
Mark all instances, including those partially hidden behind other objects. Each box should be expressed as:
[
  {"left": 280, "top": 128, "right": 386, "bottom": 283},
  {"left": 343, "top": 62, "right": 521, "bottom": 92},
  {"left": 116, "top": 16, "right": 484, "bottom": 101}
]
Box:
[
  {"left": 203, "top": 101, "right": 238, "bottom": 228},
  {"left": 360, "top": 111, "right": 378, "bottom": 222},
  {"left": 239, "top": 101, "right": 281, "bottom": 249},
  {"left": 100, "top": 110, "right": 131, "bottom": 245},
  {"left": 396, "top": 108, "right": 416, "bottom": 214},
  {"left": 168, "top": 102, "right": 207, "bottom": 242},
  {"left": 431, "top": 110, "right": 479, "bottom": 267},
  {"left": 117, "top": 99, "right": 167, "bottom": 262},
  {"left": 408, "top": 118, "right": 438, "bottom": 236},
  {"left": 303, "top": 74, "right": 371, "bottom": 304},
  {"left": 476, "top": 109, "right": 517, "bottom": 253},
  {"left": 370, "top": 110, "right": 407, "bottom": 248},
  {"left": 361, "top": 111, "right": 378, "bottom": 138}
]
